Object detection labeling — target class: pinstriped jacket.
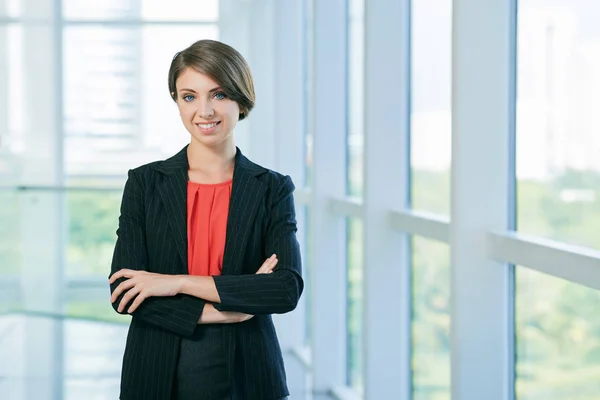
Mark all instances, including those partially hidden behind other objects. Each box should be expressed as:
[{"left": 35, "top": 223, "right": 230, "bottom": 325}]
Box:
[{"left": 109, "top": 145, "right": 304, "bottom": 400}]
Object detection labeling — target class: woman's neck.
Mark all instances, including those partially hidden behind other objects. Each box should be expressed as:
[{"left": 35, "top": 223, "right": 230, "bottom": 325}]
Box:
[{"left": 186, "top": 141, "right": 236, "bottom": 182}]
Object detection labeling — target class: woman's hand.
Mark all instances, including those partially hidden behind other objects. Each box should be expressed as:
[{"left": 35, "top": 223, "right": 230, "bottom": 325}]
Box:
[
  {"left": 111, "top": 255, "right": 278, "bottom": 316},
  {"left": 200, "top": 255, "right": 278, "bottom": 324},
  {"left": 109, "top": 270, "right": 183, "bottom": 313},
  {"left": 200, "top": 303, "right": 255, "bottom": 324},
  {"left": 256, "top": 254, "right": 278, "bottom": 274}
]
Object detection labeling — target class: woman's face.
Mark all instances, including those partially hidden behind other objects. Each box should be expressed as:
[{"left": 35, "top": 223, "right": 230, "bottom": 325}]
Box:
[{"left": 174, "top": 68, "right": 241, "bottom": 149}]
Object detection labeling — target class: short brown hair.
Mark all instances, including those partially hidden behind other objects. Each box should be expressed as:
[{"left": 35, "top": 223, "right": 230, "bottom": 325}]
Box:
[{"left": 168, "top": 39, "right": 255, "bottom": 121}]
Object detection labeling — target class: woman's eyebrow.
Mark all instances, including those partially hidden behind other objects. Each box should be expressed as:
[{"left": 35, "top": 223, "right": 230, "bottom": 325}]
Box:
[{"left": 179, "top": 86, "right": 223, "bottom": 93}]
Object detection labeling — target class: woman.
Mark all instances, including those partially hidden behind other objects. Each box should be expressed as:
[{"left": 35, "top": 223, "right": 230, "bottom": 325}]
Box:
[{"left": 108, "top": 39, "right": 303, "bottom": 400}]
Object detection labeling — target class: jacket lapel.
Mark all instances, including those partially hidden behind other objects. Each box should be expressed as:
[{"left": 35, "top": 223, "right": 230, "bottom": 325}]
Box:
[
  {"left": 153, "top": 145, "right": 267, "bottom": 276},
  {"left": 156, "top": 146, "right": 189, "bottom": 274},
  {"left": 221, "top": 151, "right": 267, "bottom": 276},
  {"left": 158, "top": 169, "right": 188, "bottom": 274}
]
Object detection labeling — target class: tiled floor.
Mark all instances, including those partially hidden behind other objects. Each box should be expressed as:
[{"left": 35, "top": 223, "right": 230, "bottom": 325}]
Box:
[{"left": 0, "top": 313, "right": 314, "bottom": 400}]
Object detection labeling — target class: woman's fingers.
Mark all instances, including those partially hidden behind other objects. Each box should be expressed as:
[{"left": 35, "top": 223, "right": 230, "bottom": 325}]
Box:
[
  {"left": 256, "top": 254, "right": 278, "bottom": 274},
  {"left": 235, "top": 312, "right": 254, "bottom": 323},
  {"left": 256, "top": 255, "right": 274, "bottom": 273},
  {"left": 263, "top": 255, "right": 277, "bottom": 272},
  {"left": 118, "top": 286, "right": 141, "bottom": 313},
  {"left": 109, "top": 269, "right": 138, "bottom": 284},
  {"left": 268, "top": 257, "right": 279, "bottom": 272},
  {"left": 267, "top": 258, "right": 277, "bottom": 273},
  {"left": 221, "top": 311, "right": 255, "bottom": 323},
  {"left": 111, "top": 278, "right": 137, "bottom": 303},
  {"left": 127, "top": 292, "right": 148, "bottom": 314}
]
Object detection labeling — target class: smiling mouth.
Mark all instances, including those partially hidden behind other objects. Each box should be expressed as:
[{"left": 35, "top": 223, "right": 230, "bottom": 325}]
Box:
[{"left": 197, "top": 121, "right": 221, "bottom": 129}]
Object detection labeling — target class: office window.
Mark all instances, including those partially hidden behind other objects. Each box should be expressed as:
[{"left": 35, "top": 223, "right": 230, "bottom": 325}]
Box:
[
  {"left": 66, "top": 190, "right": 122, "bottom": 277},
  {"left": 67, "top": 300, "right": 129, "bottom": 324},
  {"left": 347, "top": 0, "right": 364, "bottom": 198},
  {"left": 347, "top": 217, "right": 364, "bottom": 394},
  {"left": 0, "top": 25, "right": 23, "bottom": 275},
  {"left": 516, "top": 2, "right": 600, "bottom": 397},
  {"left": 304, "top": 0, "right": 314, "bottom": 187},
  {"left": 303, "top": 205, "right": 312, "bottom": 344},
  {"left": 0, "top": 190, "right": 20, "bottom": 275},
  {"left": 63, "top": 317, "right": 128, "bottom": 397},
  {"left": 412, "top": 236, "right": 450, "bottom": 400},
  {"left": 63, "top": 25, "right": 218, "bottom": 177},
  {"left": 410, "top": 0, "right": 452, "bottom": 215},
  {"left": 5, "top": 0, "right": 21, "bottom": 18},
  {"left": 63, "top": 0, "right": 218, "bottom": 21},
  {"left": 516, "top": 267, "right": 600, "bottom": 399},
  {"left": 517, "top": 0, "right": 600, "bottom": 250}
]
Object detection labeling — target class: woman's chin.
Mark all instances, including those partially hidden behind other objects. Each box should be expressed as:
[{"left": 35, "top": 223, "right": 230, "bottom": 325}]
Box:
[{"left": 190, "top": 133, "right": 231, "bottom": 148}]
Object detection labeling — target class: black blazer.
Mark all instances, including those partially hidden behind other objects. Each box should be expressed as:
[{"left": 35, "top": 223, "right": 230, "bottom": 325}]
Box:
[{"left": 109, "top": 145, "right": 304, "bottom": 400}]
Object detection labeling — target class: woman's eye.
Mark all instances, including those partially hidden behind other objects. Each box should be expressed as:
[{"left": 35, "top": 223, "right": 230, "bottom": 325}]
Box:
[
  {"left": 214, "top": 92, "right": 227, "bottom": 100},
  {"left": 183, "top": 94, "right": 195, "bottom": 102}
]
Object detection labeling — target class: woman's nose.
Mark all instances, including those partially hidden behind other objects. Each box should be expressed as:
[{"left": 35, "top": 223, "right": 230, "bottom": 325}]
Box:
[{"left": 197, "top": 99, "right": 214, "bottom": 119}]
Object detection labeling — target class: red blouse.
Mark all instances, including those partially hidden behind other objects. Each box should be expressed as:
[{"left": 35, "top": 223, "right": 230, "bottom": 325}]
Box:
[{"left": 186, "top": 179, "right": 232, "bottom": 276}]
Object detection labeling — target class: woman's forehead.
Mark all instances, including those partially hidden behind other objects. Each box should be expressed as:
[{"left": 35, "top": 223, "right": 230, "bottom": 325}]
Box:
[{"left": 176, "top": 68, "right": 219, "bottom": 91}]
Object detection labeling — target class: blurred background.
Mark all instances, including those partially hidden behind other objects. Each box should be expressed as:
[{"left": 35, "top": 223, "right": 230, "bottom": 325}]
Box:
[{"left": 1, "top": 0, "right": 600, "bottom": 399}]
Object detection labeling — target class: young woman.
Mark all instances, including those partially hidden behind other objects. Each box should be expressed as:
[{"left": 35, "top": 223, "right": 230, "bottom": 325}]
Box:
[{"left": 108, "top": 39, "right": 303, "bottom": 400}]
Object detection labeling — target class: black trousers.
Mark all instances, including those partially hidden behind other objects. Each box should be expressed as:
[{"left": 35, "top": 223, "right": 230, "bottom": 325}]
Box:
[
  {"left": 172, "top": 325, "right": 290, "bottom": 400},
  {"left": 174, "top": 325, "right": 231, "bottom": 400}
]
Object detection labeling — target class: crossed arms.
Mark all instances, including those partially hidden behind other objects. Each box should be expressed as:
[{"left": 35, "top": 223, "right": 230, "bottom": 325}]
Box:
[{"left": 107, "top": 169, "right": 303, "bottom": 338}]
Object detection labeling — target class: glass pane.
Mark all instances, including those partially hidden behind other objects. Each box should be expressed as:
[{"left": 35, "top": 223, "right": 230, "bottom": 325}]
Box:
[
  {"left": 347, "top": 0, "right": 364, "bottom": 197},
  {"left": 304, "top": 205, "right": 312, "bottom": 344},
  {"left": 63, "top": 0, "right": 141, "bottom": 20},
  {"left": 347, "top": 217, "right": 364, "bottom": 394},
  {"left": 0, "top": 24, "right": 22, "bottom": 276},
  {"left": 5, "top": 0, "right": 21, "bottom": 18},
  {"left": 66, "top": 190, "right": 122, "bottom": 277},
  {"left": 63, "top": 25, "right": 218, "bottom": 176},
  {"left": 412, "top": 236, "right": 450, "bottom": 400},
  {"left": 304, "top": 0, "right": 314, "bottom": 187},
  {"left": 63, "top": 26, "right": 143, "bottom": 155},
  {"left": 1, "top": 24, "right": 24, "bottom": 152},
  {"left": 63, "top": 0, "right": 218, "bottom": 21},
  {"left": 66, "top": 300, "right": 130, "bottom": 324},
  {"left": 0, "top": 189, "right": 20, "bottom": 275},
  {"left": 517, "top": 0, "right": 600, "bottom": 249},
  {"left": 0, "top": 314, "right": 127, "bottom": 399},
  {"left": 141, "top": 0, "right": 218, "bottom": 21},
  {"left": 516, "top": 267, "right": 600, "bottom": 399},
  {"left": 63, "top": 317, "right": 128, "bottom": 398},
  {"left": 410, "top": 0, "right": 452, "bottom": 215}
]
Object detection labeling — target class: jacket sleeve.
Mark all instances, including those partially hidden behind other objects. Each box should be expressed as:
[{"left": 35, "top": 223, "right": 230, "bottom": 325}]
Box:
[
  {"left": 109, "top": 168, "right": 206, "bottom": 338},
  {"left": 213, "top": 175, "right": 304, "bottom": 315}
]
